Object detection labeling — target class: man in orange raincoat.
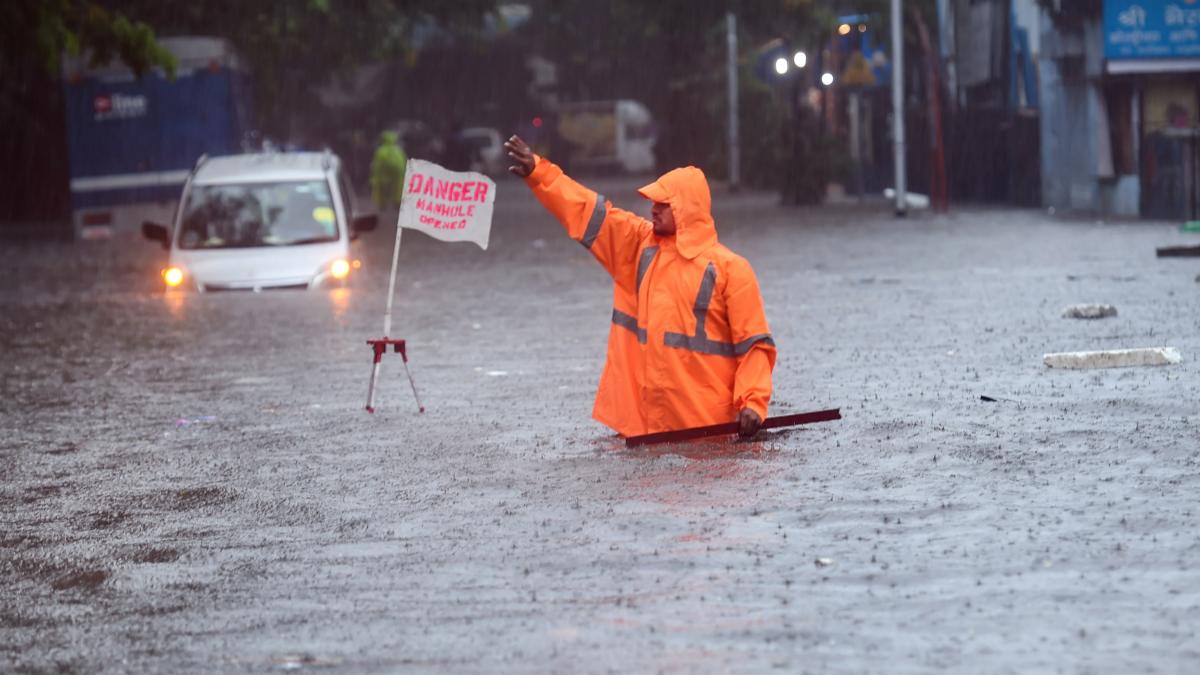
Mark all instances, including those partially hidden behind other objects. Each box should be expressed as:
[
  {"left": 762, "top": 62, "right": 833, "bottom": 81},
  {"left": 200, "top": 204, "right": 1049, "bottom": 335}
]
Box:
[{"left": 505, "top": 135, "right": 776, "bottom": 439}]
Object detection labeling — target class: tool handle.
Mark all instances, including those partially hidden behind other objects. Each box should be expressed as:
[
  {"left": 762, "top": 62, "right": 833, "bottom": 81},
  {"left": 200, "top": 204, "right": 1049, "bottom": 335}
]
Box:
[{"left": 624, "top": 408, "right": 841, "bottom": 447}]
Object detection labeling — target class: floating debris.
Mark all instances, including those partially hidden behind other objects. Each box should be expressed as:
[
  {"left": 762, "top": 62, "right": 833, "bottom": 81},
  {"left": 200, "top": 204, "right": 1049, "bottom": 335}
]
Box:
[
  {"left": 1062, "top": 304, "right": 1117, "bottom": 319},
  {"left": 271, "top": 653, "right": 340, "bottom": 669},
  {"left": 1156, "top": 245, "right": 1200, "bottom": 258},
  {"left": 174, "top": 416, "right": 217, "bottom": 427}
]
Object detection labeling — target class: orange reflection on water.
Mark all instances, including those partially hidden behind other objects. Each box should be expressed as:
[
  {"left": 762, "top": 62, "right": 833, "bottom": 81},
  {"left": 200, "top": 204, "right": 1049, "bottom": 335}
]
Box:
[
  {"left": 617, "top": 438, "right": 778, "bottom": 511},
  {"left": 632, "top": 437, "right": 769, "bottom": 461},
  {"left": 328, "top": 287, "right": 351, "bottom": 319},
  {"left": 162, "top": 288, "right": 186, "bottom": 320}
]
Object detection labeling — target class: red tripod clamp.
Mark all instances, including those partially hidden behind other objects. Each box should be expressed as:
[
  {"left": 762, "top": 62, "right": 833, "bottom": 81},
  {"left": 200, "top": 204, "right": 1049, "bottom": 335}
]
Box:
[{"left": 367, "top": 338, "right": 408, "bottom": 364}]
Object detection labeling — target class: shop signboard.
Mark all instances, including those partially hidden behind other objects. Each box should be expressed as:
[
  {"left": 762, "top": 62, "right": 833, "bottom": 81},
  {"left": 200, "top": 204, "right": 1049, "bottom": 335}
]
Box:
[{"left": 1104, "top": 1, "right": 1200, "bottom": 60}]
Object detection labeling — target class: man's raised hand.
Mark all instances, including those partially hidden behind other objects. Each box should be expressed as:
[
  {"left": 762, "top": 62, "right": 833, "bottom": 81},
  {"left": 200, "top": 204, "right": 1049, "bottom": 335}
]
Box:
[{"left": 505, "top": 135, "right": 536, "bottom": 177}]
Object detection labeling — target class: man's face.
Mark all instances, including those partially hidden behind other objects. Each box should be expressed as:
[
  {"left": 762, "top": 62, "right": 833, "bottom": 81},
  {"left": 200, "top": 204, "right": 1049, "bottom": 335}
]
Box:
[{"left": 651, "top": 201, "right": 676, "bottom": 236}]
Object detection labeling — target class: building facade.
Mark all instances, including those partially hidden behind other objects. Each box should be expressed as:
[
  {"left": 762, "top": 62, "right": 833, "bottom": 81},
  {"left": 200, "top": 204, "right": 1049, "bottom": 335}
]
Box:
[{"left": 1040, "top": 0, "right": 1200, "bottom": 219}]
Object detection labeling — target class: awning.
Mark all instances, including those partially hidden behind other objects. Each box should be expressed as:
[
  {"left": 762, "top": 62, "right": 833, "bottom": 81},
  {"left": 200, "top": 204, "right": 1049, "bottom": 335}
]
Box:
[{"left": 1107, "top": 59, "right": 1200, "bottom": 75}]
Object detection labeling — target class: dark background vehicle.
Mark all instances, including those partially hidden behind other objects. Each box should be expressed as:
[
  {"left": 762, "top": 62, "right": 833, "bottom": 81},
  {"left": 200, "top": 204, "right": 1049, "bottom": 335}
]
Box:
[{"left": 62, "top": 37, "right": 253, "bottom": 240}]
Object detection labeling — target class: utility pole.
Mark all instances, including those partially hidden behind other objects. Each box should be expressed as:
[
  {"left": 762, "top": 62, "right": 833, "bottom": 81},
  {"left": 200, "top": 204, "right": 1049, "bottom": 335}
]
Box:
[
  {"left": 849, "top": 91, "right": 862, "bottom": 200},
  {"left": 891, "top": 0, "right": 907, "bottom": 216},
  {"left": 726, "top": 12, "right": 741, "bottom": 191}
]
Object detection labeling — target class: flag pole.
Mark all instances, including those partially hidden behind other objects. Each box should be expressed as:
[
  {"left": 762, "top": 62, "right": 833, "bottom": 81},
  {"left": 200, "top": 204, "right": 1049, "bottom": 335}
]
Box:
[
  {"left": 891, "top": 0, "right": 907, "bottom": 217},
  {"left": 365, "top": 162, "right": 410, "bottom": 413},
  {"left": 382, "top": 203, "right": 405, "bottom": 337}
]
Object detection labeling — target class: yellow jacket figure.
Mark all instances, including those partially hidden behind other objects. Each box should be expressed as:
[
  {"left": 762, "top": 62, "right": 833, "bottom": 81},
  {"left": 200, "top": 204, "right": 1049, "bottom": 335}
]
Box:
[{"left": 370, "top": 131, "right": 407, "bottom": 209}]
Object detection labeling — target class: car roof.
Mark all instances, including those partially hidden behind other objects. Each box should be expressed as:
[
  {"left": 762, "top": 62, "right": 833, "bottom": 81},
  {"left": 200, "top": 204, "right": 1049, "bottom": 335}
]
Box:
[{"left": 192, "top": 152, "right": 337, "bottom": 185}]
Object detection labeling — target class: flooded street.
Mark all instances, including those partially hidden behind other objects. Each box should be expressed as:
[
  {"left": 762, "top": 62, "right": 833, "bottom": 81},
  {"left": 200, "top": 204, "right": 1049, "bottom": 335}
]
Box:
[{"left": 3, "top": 180, "right": 1199, "bottom": 673}]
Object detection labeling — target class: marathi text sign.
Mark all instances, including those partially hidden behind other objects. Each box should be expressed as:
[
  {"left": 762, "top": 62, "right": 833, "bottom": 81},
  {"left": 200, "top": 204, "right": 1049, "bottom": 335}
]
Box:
[
  {"left": 1105, "top": 1, "right": 1200, "bottom": 60},
  {"left": 398, "top": 159, "right": 495, "bottom": 250}
]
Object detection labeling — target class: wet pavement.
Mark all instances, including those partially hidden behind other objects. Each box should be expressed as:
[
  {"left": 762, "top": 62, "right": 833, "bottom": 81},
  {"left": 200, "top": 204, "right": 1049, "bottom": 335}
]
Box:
[{"left": 2, "top": 179, "right": 1199, "bottom": 673}]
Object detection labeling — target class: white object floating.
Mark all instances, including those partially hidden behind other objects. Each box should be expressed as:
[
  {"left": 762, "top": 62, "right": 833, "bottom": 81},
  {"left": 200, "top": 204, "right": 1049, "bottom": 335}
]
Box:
[
  {"left": 232, "top": 376, "right": 271, "bottom": 385},
  {"left": 1062, "top": 304, "right": 1117, "bottom": 319},
  {"left": 1043, "top": 347, "right": 1181, "bottom": 369},
  {"left": 883, "top": 188, "right": 930, "bottom": 209}
]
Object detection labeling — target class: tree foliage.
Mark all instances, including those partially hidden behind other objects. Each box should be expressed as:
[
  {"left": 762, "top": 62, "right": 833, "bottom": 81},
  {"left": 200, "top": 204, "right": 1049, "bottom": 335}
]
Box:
[
  {"left": 0, "top": 0, "right": 498, "bottom": 228},
  {"left": 524, "top": 0, "right": 941, "bottom": 198},
  {"left": 0, "top": 0, "right": 176, "bottom": 77},
  {"left": 0, "top": 1, "right": 178, "bottom": 228},
  {"left": 105, "top": 0, "right": 497, "bottom": 138},
  {"left": 525, "top": 1, "right": 842, "bottom": 186}
]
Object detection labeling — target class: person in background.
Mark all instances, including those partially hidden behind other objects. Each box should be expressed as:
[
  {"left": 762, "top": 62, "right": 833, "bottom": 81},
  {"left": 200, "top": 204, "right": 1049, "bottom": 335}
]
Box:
[{"left": 370, "top": 130, "right": 407, "bottom": 210}]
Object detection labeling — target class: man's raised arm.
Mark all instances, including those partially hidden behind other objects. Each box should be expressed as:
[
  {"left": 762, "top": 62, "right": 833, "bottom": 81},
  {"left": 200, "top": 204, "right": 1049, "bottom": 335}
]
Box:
[{"left": 506, "top": 135, "right": 649, "bottom": 291}]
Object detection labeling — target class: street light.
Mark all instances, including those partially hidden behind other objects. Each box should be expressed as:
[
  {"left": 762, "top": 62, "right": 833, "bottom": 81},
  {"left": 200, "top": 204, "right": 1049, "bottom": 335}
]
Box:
[
  {"left": 793, "top": 51, "right": 807, "bottom": 68},
  {"left": 774, "top": 57, "right": 789, "bottom": 75},
  {"left": 821, "top": 72, "right": 834, "bottom": 86}
]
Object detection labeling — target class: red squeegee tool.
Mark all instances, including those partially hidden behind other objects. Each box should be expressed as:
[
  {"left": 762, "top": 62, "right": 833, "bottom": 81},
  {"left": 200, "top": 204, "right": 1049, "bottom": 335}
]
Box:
[{"left": 624, "top": 408, "right": 841, "bottom": 447}]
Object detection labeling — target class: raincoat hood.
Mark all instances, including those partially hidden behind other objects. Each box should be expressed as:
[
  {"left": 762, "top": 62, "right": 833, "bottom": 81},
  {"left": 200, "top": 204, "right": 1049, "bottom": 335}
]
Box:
[
  {"left": 380, "top": 130, "right": 399, "bottom": 146},
  {"left": 638, "top": 166, "right": 717, "bottom": 260}
]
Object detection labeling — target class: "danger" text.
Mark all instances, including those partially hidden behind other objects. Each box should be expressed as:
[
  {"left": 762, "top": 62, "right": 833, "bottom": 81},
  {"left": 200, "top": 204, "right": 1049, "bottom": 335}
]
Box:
[{"left": 407, "top": 174, "right": 490, "bottom": 203}]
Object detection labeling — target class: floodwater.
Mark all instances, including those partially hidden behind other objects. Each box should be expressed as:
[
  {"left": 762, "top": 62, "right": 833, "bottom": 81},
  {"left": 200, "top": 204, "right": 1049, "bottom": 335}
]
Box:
[{"left": 3, "top": 178, "right": 1199, "bottom": 673}]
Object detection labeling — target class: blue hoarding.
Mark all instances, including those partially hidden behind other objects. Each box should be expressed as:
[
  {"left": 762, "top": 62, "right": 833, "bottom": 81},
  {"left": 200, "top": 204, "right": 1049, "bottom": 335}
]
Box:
[
  {"left": 64, "top": 69, "right": 242, "bottom": 181},
  {"left": 1104, "top": 1, "right": 1200, "bottom": 59}
]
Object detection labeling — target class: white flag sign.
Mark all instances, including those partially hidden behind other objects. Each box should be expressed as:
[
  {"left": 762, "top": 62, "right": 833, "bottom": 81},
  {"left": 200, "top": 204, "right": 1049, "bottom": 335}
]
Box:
[{"left": 398, "top": 159, "right": 495, "bottom": 250}]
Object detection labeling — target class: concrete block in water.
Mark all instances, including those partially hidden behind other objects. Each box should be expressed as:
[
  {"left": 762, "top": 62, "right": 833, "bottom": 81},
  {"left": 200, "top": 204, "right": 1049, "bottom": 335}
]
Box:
[{"left": 1043, "top": 347, "right": 1181, "bottom": 369}]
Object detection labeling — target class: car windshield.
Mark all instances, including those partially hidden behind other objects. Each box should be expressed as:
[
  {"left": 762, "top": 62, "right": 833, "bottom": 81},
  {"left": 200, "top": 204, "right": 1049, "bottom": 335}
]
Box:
[{"left": 178, "top": 180, "right": 338, "bottom": 249}]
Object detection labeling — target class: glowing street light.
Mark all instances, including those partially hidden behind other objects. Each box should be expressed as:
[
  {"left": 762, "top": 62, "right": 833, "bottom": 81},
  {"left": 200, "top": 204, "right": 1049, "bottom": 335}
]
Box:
[
  {"left": 821, "top": 72, "right": 834, "bottom": 86},
  {"left": 774, "top": 57, "right": 789, "bottom": 75},
  {"left": 793, "top": 51, "right": 807, "bottom": 68}
]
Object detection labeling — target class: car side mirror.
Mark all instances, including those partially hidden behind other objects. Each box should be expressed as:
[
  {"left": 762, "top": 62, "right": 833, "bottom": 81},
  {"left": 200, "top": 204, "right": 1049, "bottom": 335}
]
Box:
[
  {"left": 352, "top": 213, "right": 378, "bottom": 233},
  {"left": 142, "top": 221, "right": 170, "bottom": 250}
]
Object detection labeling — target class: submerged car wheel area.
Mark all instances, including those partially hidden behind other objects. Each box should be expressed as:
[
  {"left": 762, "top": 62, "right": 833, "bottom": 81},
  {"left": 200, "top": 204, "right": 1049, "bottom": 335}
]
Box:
[{"left": 142, "top": 151, "right": 377, "bottom": 292}]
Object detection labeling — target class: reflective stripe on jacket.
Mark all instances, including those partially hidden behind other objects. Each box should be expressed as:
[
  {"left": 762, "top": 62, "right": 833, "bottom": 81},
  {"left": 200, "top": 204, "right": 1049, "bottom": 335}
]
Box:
[{"left": 525, "top": 156, "right": 776, "bottom": 436}]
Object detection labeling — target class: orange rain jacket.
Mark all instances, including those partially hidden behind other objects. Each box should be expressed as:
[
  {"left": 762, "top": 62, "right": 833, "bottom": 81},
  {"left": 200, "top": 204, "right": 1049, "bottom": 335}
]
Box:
[{"left": 525, "top": 156, "right": 776, "bottom": 436}]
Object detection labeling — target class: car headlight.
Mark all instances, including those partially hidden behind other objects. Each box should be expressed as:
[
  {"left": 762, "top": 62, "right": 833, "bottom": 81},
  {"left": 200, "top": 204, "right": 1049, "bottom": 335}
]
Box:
[
  {"left": 329, "top": 258, "right": 351, "bottom": 280},
  {"left": 162, "top": 266, "right": 185, "bottom": 287}
]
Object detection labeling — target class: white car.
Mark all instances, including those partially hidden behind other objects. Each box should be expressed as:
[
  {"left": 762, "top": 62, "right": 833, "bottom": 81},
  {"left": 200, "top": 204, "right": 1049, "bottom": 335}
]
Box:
[{"left": 142, "top": 151, "right": 377, "bottom": 291}]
